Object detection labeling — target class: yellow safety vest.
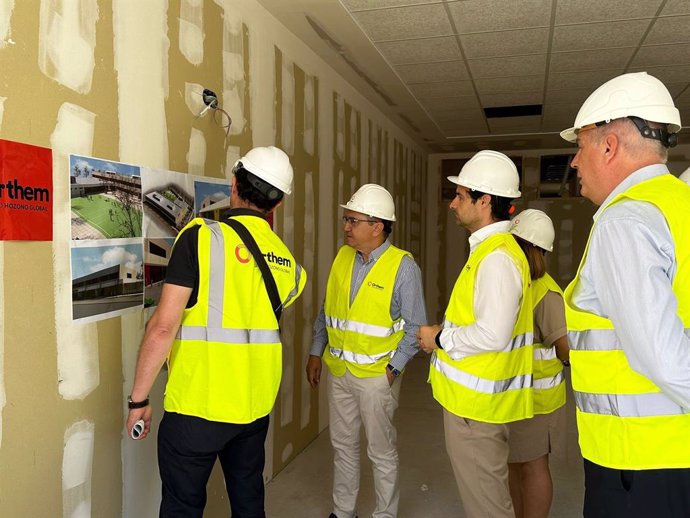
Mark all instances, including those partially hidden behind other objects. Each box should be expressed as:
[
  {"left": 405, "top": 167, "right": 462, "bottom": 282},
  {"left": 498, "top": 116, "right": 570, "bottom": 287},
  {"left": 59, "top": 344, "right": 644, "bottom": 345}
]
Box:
[
  {"left": 564, "top": 174, "right": 690, "bottom": 469},
  {"left": 429, "top": 232, "right": 534, "bottom": 423},
  {"left": 323, "top": 244, "right": 410, "bottom": 378},
  {"left": 531, "top": 274, "right": 566, "bottom": 415},
  {"left": 164, "top": 216, "right": 306, "bottom": 424}
]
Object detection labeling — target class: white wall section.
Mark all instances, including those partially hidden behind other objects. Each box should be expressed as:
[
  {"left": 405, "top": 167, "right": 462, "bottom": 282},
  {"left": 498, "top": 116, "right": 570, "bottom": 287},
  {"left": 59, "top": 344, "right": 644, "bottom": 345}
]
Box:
[
  {"left": 281, "top": 55, "right": 295, "bottom": 155},
  {"left": 187, "top": 127, "right": 206, "bottom": 175},
  {"left": 179, "top": 0, "right": 204, "bottom": 65},
  {"left": 62, "top": 420, "right": 95, "bottom": 518},
  {"left": 222, "top": 11, "right": 245, "bottom": 136},
  {"left": 0, "top": 0, "right": 15, "bottom": 48}
]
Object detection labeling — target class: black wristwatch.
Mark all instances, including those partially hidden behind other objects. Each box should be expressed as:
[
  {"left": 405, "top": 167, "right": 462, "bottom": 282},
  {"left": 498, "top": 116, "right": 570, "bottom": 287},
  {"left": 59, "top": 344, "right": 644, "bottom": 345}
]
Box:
[
  {"left": 387, "top": 364, "right": 401, "bottom": 377},
  {"left": 127, "top": 395, "right": 150, "bottom": 409}
]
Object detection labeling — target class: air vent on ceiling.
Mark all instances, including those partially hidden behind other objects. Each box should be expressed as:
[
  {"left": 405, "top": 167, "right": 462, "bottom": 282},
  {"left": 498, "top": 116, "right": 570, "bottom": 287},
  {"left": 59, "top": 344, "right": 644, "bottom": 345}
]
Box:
[{"left": 484, "top": 104, "right": 543, "bottom": 118}]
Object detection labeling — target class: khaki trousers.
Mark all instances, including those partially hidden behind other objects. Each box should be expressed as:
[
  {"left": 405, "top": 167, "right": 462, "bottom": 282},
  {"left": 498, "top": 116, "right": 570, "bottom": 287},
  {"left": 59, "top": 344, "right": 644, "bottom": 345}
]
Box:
[
  {"left": 443, "top": 409, "right": 514, "bottom": 518},
  {"left": 329, "top": 369, "right": 401, "bottom": 518}
]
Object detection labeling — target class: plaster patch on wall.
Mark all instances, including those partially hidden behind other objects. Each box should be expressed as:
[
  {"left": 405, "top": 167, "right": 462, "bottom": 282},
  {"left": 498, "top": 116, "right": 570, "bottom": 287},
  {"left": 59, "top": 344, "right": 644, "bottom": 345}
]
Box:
[
  {"left": 51, "top": 103, "right": 100, "bottom": 400},
  {"left": 281, "top": 442, "right": 293, "bottom": 464},
  {"left": 186, "top": 128, "right": 206, "bottom": 175},
  {"left": 300, "top": 172, "right": 315, "bottom": 430},
  {"left": 38, "top": 0, "right": 98, "bottom": 94},
  {"left": 113, "top": 1, "right": 169, "bottom": 167},
  {"left": 179, "top": 0, "right": 204, "bottom": 65},
  {"left": 225, "top": 145, "right": 240, "bottom": 178},
  {"left": 349, "top": 109, "right": 358, "bottom": 170},
  {"left": 369, "top": 122, "right": 379, "bottom": 182},
  {"left": 335, "top": 94, "right": 345, "bottom": 162},
  {"left": 0, "top": 96, "right": 5, "bottom": 133},
  {"left": 0, "top": 0, "right": 15, "bottom": 48},
  {"left": 281, "top": 55, "right": 295, "bottom": 155},
  {"left": 184, "top": 82, "right": 206, "bottom": 115},
  {"left": 303, "top": 75, "right": 315, "bottom": 156},
  {"left": 62, "top": 420, "right": 94, "bottom": 518},
  {"left": 222, "top": 12, "right": 245, "bottom": 136},
  {"left": 0, "top": 243, "right": 4, "bottom": 447},
  {"left": 279, "top": 177, "right": 295, "bottom": 427}
]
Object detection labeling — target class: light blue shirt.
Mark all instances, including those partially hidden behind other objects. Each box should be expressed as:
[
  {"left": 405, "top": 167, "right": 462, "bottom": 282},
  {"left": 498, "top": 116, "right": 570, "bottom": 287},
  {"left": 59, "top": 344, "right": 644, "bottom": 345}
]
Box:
[{"left": 571, "top": 164, "right": 690, "bottom": 409}]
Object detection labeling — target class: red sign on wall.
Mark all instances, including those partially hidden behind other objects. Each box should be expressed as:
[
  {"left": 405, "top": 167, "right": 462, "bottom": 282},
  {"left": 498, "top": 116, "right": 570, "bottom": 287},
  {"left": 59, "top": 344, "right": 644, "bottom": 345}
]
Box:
[{"left": 0, "top": 139, "right": 53, "bottom": 241}]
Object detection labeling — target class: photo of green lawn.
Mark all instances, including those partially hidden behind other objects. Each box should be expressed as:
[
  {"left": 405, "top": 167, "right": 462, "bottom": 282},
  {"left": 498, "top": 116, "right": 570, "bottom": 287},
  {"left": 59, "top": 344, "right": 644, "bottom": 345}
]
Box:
[{"left": 71, "top": 194, "right": 142, "bottom": 239}]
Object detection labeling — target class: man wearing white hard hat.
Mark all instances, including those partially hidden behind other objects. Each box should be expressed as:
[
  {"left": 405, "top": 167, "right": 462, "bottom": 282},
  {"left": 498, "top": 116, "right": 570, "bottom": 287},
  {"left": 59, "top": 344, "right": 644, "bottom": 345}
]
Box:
[
  {"left": 127, "top": 146, "right": 307, "bottom": 517},
  {"left": 680, "top": 166, "right": 690, "bottom": 185},
  {"left": 561, "top": 71, "right": 690, "bottom": 518},
  {"left": 508, "top": 209, "right": 569, "bottom": 518},
  {"left": 307, "top": 184, "right": 426, "bottom": 518},
  {"left": 417, "top": 150, "right": 533, "bottom": 518}
]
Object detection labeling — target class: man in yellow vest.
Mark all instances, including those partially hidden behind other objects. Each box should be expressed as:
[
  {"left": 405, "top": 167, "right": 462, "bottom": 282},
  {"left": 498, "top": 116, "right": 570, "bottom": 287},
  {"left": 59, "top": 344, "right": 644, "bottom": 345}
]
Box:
[
  {"left": 417, "top": 150, "right": 533, "bottom": 518},
  {"left": 306, "top": 184, "right": 426, "bottom": 518},
  {"left": 560, "top": 72, "right": 690, "bottom": 517},
  {"left": 126, "top": 146, "right": 306, "bottom": 518}
]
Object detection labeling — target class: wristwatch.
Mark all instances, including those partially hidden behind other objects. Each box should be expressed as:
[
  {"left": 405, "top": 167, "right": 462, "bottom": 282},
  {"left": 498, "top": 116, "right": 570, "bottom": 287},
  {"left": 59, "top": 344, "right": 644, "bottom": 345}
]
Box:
[
  {"left": 387, "top": 364, "right": 401, "bottom": 377},
  {"left": 127, "top": 395, "right": 150, "bottom": 409}
]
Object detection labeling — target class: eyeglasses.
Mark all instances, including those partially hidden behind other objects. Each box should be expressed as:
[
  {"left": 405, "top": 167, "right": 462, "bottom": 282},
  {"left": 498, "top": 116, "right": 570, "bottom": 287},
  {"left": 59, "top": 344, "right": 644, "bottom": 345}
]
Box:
[
  {"left": 342, "top": 216, "right": 377, "bottom": 226},
  {"left": 575, "top": 120, "right": 610, "bottom": 135}
]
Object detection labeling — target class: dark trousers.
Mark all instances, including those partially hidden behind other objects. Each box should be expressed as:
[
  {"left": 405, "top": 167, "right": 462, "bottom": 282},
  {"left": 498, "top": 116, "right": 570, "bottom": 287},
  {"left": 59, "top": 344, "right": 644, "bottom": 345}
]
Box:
[
  {"left": 158, "top": 411, "right": 270, "bottom": 518},
  {"left": 583, "top": 458, "right": 690, "bottom": 518}
]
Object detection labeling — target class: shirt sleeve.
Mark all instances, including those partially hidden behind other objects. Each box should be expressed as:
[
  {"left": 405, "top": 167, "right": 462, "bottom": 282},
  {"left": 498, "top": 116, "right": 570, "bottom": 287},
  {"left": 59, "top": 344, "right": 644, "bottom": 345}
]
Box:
[
  {"left": 165, "top": 226, "right": 200, "bottom": 288},
  {"left": 388, "top": 255, "right": 427, "bottom": 372},
  {"left": 534, "top": 290, "right": 567, "bottom": 347},
  {"left": 439, "top": 250, "right": 523, "bottom": 360},
  {"left": 310, "top": 302, "right": 328, "bottom": 357},
  {"left": 591, "top": 201, "right": 690, "bottom": 410}
]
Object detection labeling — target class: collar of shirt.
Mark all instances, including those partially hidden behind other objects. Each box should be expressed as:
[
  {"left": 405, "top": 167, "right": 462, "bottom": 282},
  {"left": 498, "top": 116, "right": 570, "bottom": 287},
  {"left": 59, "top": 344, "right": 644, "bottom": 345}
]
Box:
[
  {"left": 355, "top": 238, "right": 391, "bottom": 265},
  {"left": 225, "top": 208, "right": 267, "bottom": 220},
  {"left": 468, "top": 221, "right": 511, "bottom": 253},
  {"left": 593, "top": 163, "right": 669, "bottom": 220}
]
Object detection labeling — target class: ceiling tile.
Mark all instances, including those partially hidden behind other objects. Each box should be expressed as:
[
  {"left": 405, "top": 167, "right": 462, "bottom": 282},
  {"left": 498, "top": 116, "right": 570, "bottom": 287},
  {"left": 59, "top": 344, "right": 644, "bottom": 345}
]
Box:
[
  {"left": 631, "top": 43, "right": 690, "bottom": 67},
  {"left": 555, "top": 0, "right": 662, "bottom": 24},
  {"left": 545, "top": 87, "right": 595, "bottom": 105},
  {"left": 377, "top": 36, "right": 460, "bottom": 64},
  {"left": 461, "top": 28, "right": 549, "bottom": 58},
  {"left": 488, "top": 116, "right": 542, "bottom": 133},
  {"left": 469, "top": 54, "right": 547, "bottom": 79},
  {"left": 667, "top": 83, "right": 688, "bottom": 97},
  {"left": 550, "top": 48, "right": 635, "bottom": 73},
  {"left": 396, "top": 61, "right": 469, "bottom": 83},
  {"left": 645, "top": 16, "right": 690, "bottom": 45},
  {"left": 421, "top": 95, "right": 481, "bottom": 112},
  {"left": 447, "top": 0, "right": 552, "bottom": 33},
  {"left": 409, "top": 80, "right": 475, "bottom": 98},
  {"left": 475, "top": 75, "right": 543, "bottom": 94},
  {"left": 675, "top": 87, "right": 690, "bottom": 107},
  {"left": 541, "top": 104, "right": 581, "bottom": 131},
  {"left": 352, "top": 4, "right": 452, "bottom": 41},
  {"left": 480, "top": 91, "right": 544, "bottom": 107},
  {"left": 549, "top": 69, "right": 624, "bottom": 90},
  {"left": 553, "top": 20, "right": 650, "bottom": 52},
  {"left": 661, "top": 0, "right": 690, "bottom": 16},
  {"left": 441, "top": 123, "right": 492, "bottom": 137},
  {"left": 438, "top": 119, "right": 489, "bottom": 133},
  {"left": 426, "top": 105, "right": 485, "bottom": 122},
  {"left": 342, "top": 0, "right": 443, "bottom": 11},
  {"left": 627, "top": 65, "right": 690, "bottom": 84}
]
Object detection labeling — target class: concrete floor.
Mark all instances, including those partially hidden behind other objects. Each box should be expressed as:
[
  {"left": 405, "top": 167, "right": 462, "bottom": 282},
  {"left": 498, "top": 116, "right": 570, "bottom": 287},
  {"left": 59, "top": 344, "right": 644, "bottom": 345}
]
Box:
[{"left": 265, "top": 355, "right": 584, "bottom": 518}]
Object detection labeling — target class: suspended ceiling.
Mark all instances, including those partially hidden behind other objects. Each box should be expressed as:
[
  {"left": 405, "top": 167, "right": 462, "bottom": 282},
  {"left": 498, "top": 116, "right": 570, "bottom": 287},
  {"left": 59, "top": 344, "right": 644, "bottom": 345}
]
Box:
[{"left": 257, "top": 0, "right": 690, "bottom": 153}]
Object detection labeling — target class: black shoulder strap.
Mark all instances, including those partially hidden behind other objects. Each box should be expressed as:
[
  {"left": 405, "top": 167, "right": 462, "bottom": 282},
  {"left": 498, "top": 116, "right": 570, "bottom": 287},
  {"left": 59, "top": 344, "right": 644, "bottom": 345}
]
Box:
[{"left": 224, "top": 218, "right": 283, "bottom": 322}]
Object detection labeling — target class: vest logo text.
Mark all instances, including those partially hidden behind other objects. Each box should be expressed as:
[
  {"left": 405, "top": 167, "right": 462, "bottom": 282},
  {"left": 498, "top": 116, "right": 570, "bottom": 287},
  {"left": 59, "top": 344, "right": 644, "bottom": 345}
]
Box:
[{"left": 368, "top": 281, "right": 384, "bottom": 290}]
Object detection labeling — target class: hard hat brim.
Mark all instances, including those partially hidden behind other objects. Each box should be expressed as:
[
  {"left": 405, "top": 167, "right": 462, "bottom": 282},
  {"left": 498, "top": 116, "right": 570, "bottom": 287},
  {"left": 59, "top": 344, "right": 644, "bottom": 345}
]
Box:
[
  {"left": 447, "top": 176, "right": 521, "bottom": 198},
  {"left": 339, "top": 203, "right": 396, "bottom": 222},
  {"left": 560, "top": 127, "right": 577, "bottom": 143}
]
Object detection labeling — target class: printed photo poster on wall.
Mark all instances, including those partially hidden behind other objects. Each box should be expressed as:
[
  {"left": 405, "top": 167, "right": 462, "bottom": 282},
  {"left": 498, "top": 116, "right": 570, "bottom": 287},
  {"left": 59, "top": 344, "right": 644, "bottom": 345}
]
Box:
[
  {"left": 144, "top": 237, "right": 175, "bottom": 308},
  {"left": 69, "top": 154, "right": 142, "bottom": 240},
  {"left": 194, "top": 178, "right": 231, "bottom": 221},
  {"left": 141, "top": 167, "right": 194, "bottom": 238},
  {"left": 70, "top": 239, "right": 144, "bottom": 323},
  {"left": 0, "top": 138, "right": 53, "bottom": 240}
]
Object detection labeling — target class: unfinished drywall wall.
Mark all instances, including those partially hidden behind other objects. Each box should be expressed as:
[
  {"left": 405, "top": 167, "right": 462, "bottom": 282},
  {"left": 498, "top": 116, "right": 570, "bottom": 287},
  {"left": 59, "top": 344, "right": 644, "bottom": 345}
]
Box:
[{"left": 0, "top": 0, "right": 427, "bottom": 516}]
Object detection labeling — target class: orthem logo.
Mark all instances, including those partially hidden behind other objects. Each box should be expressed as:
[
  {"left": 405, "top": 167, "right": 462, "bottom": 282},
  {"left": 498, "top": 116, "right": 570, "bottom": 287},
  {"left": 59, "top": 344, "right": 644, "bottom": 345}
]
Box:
[
  {"left": 235, "top": 244, "right": 251, "bottom": 263},
  {"left": 367, "top": 281, "right": 384, "bottom": 290}
]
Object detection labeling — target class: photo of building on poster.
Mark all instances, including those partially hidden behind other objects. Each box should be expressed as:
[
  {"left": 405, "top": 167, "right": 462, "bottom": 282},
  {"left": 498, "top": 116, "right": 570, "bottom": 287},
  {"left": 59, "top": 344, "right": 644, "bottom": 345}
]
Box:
[
  {"left": 141, "top": 167, "right": 194, "bottom": 238},
  {"left": 69, "top": 154, "right": 143, "bottom": 240},
  {"left": 144, "top": 237, "right": 175, "bottom": 307},
  {"left": 71, "top": 240, "right": 144, "bottom": 322},
  {"left": 194, "top": 179, "right": 231, "bottom": 221}
]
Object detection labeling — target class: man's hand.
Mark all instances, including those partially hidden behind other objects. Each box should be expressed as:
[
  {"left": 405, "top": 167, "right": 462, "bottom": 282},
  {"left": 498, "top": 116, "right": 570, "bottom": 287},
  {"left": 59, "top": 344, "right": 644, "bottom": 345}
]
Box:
[
  {"left": 126, "top": 405, "right": 153, "bottom": 440},
  {"left": 306, "top": 355, "right": 322, "bottom": 388},
  {"left": 417, "top": 324, "right": 442, "bottom": 353},
  {"left": 386, "top": 367, "right": 395, "bottom": 386}
]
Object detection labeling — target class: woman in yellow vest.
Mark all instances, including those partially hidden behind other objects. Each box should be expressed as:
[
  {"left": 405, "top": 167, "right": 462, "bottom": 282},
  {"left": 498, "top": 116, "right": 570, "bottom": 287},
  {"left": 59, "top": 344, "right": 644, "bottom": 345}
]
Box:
[{"left": 508, "top": 209, "right": 569, "bottom": 518}]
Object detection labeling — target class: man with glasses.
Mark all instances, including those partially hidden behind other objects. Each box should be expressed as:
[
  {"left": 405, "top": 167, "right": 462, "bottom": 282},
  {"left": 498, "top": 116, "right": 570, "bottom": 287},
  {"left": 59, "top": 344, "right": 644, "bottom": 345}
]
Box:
[
  {"left": 560, "top": 72, "right": 690, "bottom": 518},
  {"left": 306, "top": 183, "right": 426, "bottom": 518}
]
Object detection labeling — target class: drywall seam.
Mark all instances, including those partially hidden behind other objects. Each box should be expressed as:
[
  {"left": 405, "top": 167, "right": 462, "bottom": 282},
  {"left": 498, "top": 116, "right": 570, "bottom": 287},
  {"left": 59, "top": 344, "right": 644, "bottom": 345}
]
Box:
[
  {"left": 281, "top": 54, "right": 295, "bottom": 155},
  {"left": 62, "top": 420, "right": 94, "bottom": 518},
  {"left": 184, "top": 82, "right": 206, "bottom": 115},
  {"left": 186, "top": 128, "right": 206, "bottom": 175},
  {"left": 179, "top": 0, "right": 204, "bottom": 65},
  {"left": 51, "top": 102, "right": 100, "bottom": 400},
  {"left": 38, "top": 0, "right": 97, "bottom": 93},
  {"left": 300, "top": 172, "right": 314, "bottom": 430},
  {"left": 0, "top": 0, "right": 14, "bottom": 48},
  {"left": 222, "top": 11, "right": 245, "bottom": 136},
  {"left": 303, "top": 75, "right": 315, "bottom": 156},
  {"left": 113, "top": 0, "right": 169, "bottom": 168}
]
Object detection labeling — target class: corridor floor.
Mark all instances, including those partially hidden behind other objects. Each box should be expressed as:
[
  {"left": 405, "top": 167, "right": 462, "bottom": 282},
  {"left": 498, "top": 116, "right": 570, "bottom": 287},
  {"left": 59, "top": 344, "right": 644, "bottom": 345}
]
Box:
[{"left": 265, "top": 355, "right": 584, "bottom": 517}]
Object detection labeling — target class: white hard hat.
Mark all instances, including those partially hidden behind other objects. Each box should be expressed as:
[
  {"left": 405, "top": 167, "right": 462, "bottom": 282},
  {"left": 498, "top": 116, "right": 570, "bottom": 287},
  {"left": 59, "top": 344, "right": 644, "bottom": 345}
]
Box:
[
  {"left": 447, "top": 150, "right": 521, "bottom": 198},
  {"left": 510, "top": 209, "right": 555, "bottom": 252},
  {"left": 340, "top": 184, "right": 396, "bottom": 221},
  {"left": 236, "top": 146, "right": 293, "bottom": 195},
  {"left": 680, "top": 167, "right": 690, "bottom": 185},
  {"left": 561, "top": 72, "right": 681, "bottom": 143}
]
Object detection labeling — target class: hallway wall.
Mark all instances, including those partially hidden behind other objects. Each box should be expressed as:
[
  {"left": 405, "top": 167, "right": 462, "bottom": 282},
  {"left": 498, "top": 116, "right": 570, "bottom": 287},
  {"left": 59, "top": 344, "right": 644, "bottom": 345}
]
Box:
[{"left": 0, "top": 1, "right": 426, "bottom": 517}]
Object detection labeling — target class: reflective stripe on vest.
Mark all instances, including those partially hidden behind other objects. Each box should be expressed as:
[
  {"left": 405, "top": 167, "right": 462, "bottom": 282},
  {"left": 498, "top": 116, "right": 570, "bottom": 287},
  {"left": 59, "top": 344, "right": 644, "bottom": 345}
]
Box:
[
  {"left": 325, "top": 315, "right": 405, "bottom": 338},
  {"left": 328, "top": 347, "right": 396, "bottom": 365},
  {"left": 178, "top": 326, "right": 281, "bottom": 344},
  {"left": 431, "top": 354, "right": 531, "bottom": 394},
  {"left": 534, "top": 370, "right": 564, "bottom": 390},
  {"left": 564, "top": 174, "right": 690, "bottom": 469}
]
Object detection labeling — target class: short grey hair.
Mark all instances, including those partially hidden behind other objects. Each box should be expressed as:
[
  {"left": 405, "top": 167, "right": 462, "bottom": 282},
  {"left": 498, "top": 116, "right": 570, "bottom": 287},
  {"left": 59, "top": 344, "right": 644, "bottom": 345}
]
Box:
[{"left": 593, "top": 118, "right": 668, "bottom": 163}]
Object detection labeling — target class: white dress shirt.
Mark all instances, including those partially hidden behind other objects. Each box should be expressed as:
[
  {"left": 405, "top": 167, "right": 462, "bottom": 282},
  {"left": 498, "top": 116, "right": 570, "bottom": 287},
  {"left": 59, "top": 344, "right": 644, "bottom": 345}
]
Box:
[{"left": 439, "top": 221, "right": 524, "bottom": 360}]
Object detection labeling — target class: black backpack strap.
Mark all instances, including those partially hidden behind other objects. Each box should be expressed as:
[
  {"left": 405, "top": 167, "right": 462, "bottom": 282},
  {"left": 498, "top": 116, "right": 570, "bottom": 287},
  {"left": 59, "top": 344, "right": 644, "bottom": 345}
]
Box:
[{"left": 224, "top": 218, "right": 283, "bottom": 322}]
